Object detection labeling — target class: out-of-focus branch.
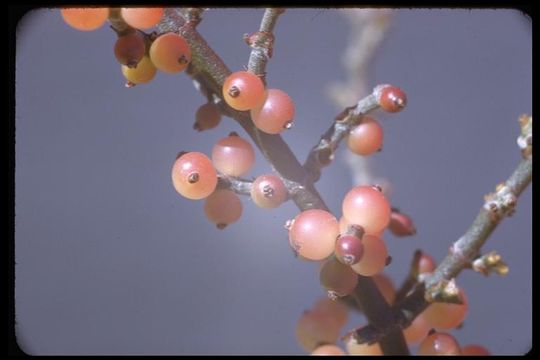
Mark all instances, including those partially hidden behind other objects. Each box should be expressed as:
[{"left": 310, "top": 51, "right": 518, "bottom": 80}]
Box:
[
  {"left": 328, "top": 9, "right": 392, "bottom": 107},
  {"left": 328, "top": 9, "right": 393, "bottom": 192}
]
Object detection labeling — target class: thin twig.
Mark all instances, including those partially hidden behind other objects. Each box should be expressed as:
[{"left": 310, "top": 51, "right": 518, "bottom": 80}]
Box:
[
  {"left": 350, "top": 154, "right": 532, "bottom": 345},
  {"left": 303, "top": 89, "right": 381, "bottom": 182},
  {"left": 217, "top": 175, "right": 253, "bottom": 196},
  {"left": 246, "top": 8, "right": 284, "bottom": 81}
]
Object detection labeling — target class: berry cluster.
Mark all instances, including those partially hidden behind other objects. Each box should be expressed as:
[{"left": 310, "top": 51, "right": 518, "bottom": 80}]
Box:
[
  {"left": 170, "top": 130, "right": 288, "bottom": 228},
  {"left": 61, "top": 8, "right": 191, "bottom": 86},
  {"left": 59, "top": 8, "right": 495, "bottom": 355},
  {"left": 223, "top": 71, "right": 296, "bottom": 134},
  {"left": 294, "top": 247, "right": 474, "bottom": 354}
]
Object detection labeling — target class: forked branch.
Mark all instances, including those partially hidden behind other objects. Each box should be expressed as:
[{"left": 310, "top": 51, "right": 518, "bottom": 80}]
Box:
[{"left": 157, "top": 8, "right": 409, "bottom": 355}]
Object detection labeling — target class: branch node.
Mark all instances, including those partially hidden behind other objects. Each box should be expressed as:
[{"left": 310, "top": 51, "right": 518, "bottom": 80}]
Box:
[
  {"left": 425, "top": 278, "right": 462, "bottom": 304},
  {"left": 483, "top": 184, "right": 517, "bottom": 221},
  {"left": 181, "top": 8, "right": 206, "bottom": 27},
  {"left": 472, "top": 251, "right": 509, "bottom": 276},
  {"left": 216, "top": 174, "right": 253, "bottom": 195},
  {"left": 517, "top": 114, "right": 532, "bottom": 159},
  {"left": 244, "top": 31, "right": 275, "bottom": 58},
  {"left": 344, "top": 224, "right": 365, "bottom": 238}
]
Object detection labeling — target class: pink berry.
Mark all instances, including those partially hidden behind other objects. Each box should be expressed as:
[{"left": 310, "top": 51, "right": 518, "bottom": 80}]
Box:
[
  {"left": 250, "top": 89, "right": 295, "bottom": 134},
  {"left": 222, "top": 71, "right": 266, "bottom": 111},
  {"left": 342, "top": 186, "right": 391, "bottom": 234},
  {"left": 289, "top": 209, "right": 339, "bottom": 261},
  {"left": 319, "top": 257, "right": 358, "bottom": 298},
  {"left": 250, "top": 174, "right": 287, "bottom": 209},
  {"left": 351, "top": 235, "right": 388, "bottom": 276},
  {"left": 418, "top": 332, "right": 461, "bottom": 355},
  {"left": 423, "top": 288, "right": 468, "bottom": 330},
  {"left": 347, "top": 116, "right": 384, "bottom": 155},
  {"left": 204, "top": 189, "right": 242, "bottom": 229},
  {"left": 171, "top": 152, "right": 217, "bottom": 200},
  {"left": 461, "top": 344, "right": 491, "bottom": 355},
  {"left": 212, "top": 133, "right": 255, "bottom": 177}
]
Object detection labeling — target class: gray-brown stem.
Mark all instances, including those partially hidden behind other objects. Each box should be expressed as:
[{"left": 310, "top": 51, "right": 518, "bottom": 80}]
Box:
[{"left": 157, "top": 8, "right": 408, "bottom": 355}]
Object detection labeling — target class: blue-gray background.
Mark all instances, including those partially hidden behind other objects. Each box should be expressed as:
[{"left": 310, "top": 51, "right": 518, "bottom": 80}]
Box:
[{"left": 15, "top": 8, "right": 531, "bottom": 355}]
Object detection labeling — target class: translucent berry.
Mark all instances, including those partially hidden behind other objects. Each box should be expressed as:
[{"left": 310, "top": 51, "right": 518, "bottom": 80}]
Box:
[
  {"left": 347, "top": 116, "right": 384, "bottom": 155},
  {"left": 342, "top": 185, "right": 391, "bottom": 235},
  {"left": 313, "top": 297, "right": 348, "bottom": 329},
  {"left": 250, "top": 174, "right": 287, "bottom": 209},
  {"left": 311, "top": 344, "right": 346, "bottom": 355},
  {"left": 194, "top": 103, "right": 221, "bottom": 131},
  {"left": 346, "top": 340, "right": 382, "bottom": 355},
  {"left": 338, "top": 217, "right": 383, "bottom": 238},
  {"left": 335, "top": 235, "right": 364, "bottom": 265},
  {"left": 461, "top": 344, "right": 491, "bottom": 355},
  {"left": 338, "top": 216, "right": 351, "bottom": 234},
  {"left": 372, "top": 273, "right": 395, "bottom": 305},
  {"left": 212, "top": 133, "right": 255, "bottom": 177},
  {"left": 379, "top": 85, "right": 407, "bottom": 113},
  {"left": 319, "top": 257, "right": 358, "bottom": 298},
  {"left": 171, "top": 152, "right": 217, "bottom": 200},
  {"left": 121, "top": 56, "right": 157, "bottom": 84},
  {"left": 60, "top": 8, "right": 109, "bottom": 31},
  {"left": 289, "top": 209, "right": 339, "bottom": 261},
  {"left": 418, "top": 331, "right": 461, "bottom": 355},
  {"left": 114, "top": 32, "right": 145, "bottom": 67},
  {"left": 150, "top": 32, "right": 191, "bottom": 73},
  {"left": 121, "top": 7, "right": 163, "bottom": 29},
  {"left": 423, "top": 288, "right": 468, "bottom": 330},
  {"left": 296, "top": 309, "right": 340, "bottom": 352},
  {"left": 250, "top": 89, "right": 295, "bottom": 134},
  {"left": 403, "top": 312, "right": 431, "bottom": 345},
  {"left": 204, "top": 189, "right": 242, "bottom": 229},
  {"left": 351, "top": 235, "right": 388, "bottom": 276},
  {"left": 222, "top": 71, "right": 266, "bottom": 111}
]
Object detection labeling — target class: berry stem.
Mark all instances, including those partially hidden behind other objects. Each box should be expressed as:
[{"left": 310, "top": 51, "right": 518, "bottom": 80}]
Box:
[{"left": 216, "top": 174, "right": 253, "bottom": 196}]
